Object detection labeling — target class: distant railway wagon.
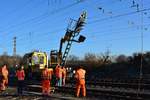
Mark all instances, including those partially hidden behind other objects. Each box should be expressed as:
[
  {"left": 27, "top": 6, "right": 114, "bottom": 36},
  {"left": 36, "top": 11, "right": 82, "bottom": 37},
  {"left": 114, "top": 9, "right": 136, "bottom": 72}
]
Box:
[{"left": 23, "top": 51, "right": 48, "bottom": 73}]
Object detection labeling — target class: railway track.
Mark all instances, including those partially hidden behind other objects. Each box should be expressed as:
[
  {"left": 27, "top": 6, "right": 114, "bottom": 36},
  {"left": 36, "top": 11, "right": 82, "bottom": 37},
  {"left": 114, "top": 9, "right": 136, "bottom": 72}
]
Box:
[
  {"left": 6, "top": 79, "right": 150, "bottom": 100},
  {"left": 24, "top": 82, "right": 150, "bottom": 100},
  {"left": 67, "top": 79, "right": 150, "bottom": 91}
]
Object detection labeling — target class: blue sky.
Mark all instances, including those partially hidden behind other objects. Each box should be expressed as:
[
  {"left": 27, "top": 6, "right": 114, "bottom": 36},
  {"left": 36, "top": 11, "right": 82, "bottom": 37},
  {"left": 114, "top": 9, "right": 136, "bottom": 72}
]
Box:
[{"left": 0, "top": 0, "right": 150, "bottom": 58}]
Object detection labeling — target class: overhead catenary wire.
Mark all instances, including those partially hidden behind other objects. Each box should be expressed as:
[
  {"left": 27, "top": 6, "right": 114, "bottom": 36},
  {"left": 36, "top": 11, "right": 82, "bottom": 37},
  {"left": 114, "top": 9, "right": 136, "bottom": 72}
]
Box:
[
  {"left": 0, "top": 0, "right": 47, "bottom": 30},
  {"left": 4, "top": 25, "right": 136, "bottom": 48},
  {"left": 1, "top": 0, "right": 149, "bottom": 57},
  {"left": 0, "top": 0, "right": 84, "bottom": 47},
  {"left": 15, "top": 29, "right": 150, "bottom": 50},
  {"left": 87, "top": 33, "right": 150, "bottom": 45},
  {"left": 0, "top": 0, "right": 85, "bottom": 52},
  {"left": 4, "top": 18, "right": 150, "bottom": 51},
  {"left": 4, "top": 27, "right": 65, "bottom": 45},
  {"left": 87, "top": 7, "right": 150, "bottom": 25},
  {"left": 87, "top": 0, "right": 135, "bottom": 19},
  {"left": 2, "top": 0, "right": 146, "bottom": 40},
  {"left": 15, "top": 24, "right": 148, "bottom": 48},
  {"left": 0, "top": 0, "right": 33, "bottom": 18},
  {"left": 0, "top": 0, "right": 86, "bottom": 33},
  {"left": 4, "top": 15, "right": 67, "bottom": 38},
  {"left": 86, "top": 22, "right": 150, "bottom": 36}
]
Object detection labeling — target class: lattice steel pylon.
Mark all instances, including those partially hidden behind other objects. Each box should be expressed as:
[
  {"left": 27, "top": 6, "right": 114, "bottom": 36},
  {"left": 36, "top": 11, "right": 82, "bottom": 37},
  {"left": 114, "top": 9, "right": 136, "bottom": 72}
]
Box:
[{"left": 13, "top": 37, "right": 17, "bottom": 57}]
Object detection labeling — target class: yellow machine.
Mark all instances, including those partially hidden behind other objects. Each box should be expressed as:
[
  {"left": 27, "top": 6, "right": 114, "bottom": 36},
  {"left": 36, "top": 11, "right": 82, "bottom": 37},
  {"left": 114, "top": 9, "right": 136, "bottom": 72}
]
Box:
[{"left": 23, "top": 51, "right": 48, "bottom": 73}]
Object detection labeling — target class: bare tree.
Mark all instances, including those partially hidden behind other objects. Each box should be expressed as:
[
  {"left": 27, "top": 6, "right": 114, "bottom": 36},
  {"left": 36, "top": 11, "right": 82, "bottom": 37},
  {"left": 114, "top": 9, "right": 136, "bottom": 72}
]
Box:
[{"left": 115, "top": 54, "right": 128, "bottom": 63}]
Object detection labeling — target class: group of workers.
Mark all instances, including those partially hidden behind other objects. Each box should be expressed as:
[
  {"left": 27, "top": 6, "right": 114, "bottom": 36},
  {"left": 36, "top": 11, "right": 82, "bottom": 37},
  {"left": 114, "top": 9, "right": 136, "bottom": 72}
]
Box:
[
  {"left": 0, "top": 64, "right": 25, "bottom": 95},
  {"left": 0, "top": 64, "right": 86, "bottom": 97},
  {"left": 40, "top": 64, "right": 86, "bottom": 97}
]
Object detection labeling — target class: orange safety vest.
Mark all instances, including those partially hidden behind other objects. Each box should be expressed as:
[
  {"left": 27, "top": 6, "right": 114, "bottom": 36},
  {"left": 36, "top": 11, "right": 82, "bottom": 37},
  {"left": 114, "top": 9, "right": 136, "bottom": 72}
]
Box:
[
  {"left": 55, "top": 65, "right": 62, "bottom": 78},
  {"left": 2, "top": 67, "right": 8, "bottom": 80},
  {"left": 48, "top": 68, "right": 53, "bottom": 80},
  {"left": 76, "top": 68, "right": 86, "bottom": 80},
  {"left": 16, "top": 70, "right": 25, "bottom": 80},
  {"left": 42, "top": 68, "right": 53, "bottom": 80},
  {"left": 58, "top": 67, "right": 62, "bottom": 78},
  {"left": 55, "top": 65, "right": 59, "bottom": 78}
]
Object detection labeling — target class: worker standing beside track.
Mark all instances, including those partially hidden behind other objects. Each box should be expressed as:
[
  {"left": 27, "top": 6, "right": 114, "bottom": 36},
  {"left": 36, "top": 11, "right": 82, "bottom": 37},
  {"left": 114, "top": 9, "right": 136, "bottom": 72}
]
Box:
[
  {"left": 0, "top": 64, "right": 9, "bottom": 91},
  {"left": 16, "top": 65, "right": 25, "bottom": 95},
  {"left": 55, "top": 64, "right": 59, "bottom": 86},
  {"left": 42, "top": 65, "right": 53, "bottom": 95},
  {"left": 75, "top": 66, "right": 86, "bottom": 97},
  {"left": 55, "top": 64, "right": 63, "bottom": 87}
]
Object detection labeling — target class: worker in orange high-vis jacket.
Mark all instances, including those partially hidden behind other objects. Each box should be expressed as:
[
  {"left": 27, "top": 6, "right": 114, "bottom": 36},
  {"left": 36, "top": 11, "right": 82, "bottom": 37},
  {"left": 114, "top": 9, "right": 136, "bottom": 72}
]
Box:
[
  {"left": 42, "top": 65, "right": 53, "bottom": 95},
  {"left": 62, "top": 66, "right": 66, "bottom": 86},
  {"left": 16, "top": 65, "right": 25, "bottom": 95},
  {"left": 55, "top": 64, "right": 59, "bottom": 86},
  {"left": 48, "top": 68, "right": 53, "bottom": 93},
  {"left": 55, "top": 64, "right": 62, "bottom": 87},
  {"left": 75, "top": 66, "right": 86, "bottom": 97},
  {"left": 0, "top": 64, "right": 9, "bottom": 91}
]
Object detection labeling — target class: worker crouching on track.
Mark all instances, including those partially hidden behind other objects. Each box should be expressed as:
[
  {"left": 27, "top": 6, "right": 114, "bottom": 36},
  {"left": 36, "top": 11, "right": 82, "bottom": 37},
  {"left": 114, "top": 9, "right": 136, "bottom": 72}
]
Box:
[
  {"left": 0, "top": 64, "right": 9, "bottom": 91},
  {"left": 75, "top": 66, "right": 86, "bottom": 97},
  {"left": 16, "top": 65, "right": 25, "bottom": 95},
  {"left": 42, "top": 65, "right": 53, "bottom": 95}
]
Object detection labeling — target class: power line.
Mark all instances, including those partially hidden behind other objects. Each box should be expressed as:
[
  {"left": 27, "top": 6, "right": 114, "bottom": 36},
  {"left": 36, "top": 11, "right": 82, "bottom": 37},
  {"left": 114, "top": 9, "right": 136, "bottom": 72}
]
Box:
[
  {"left": 87, "top": 33, "right": 150, "bottom": 43},
  {"left": 88, "top": 29, "right": 139, "bottom": 39},
  {"left": 4, "top": 27, "right": 65, "bottom": 45},
  {"left": 2, "top": 0, "right": 150, "bottom": 56},
  {"left": 88, "top": 0, "right": 132, "bottom": 19},
  {"left": 87, "top": 22, "right": 150, "bottom": 36},
  {"left": 3, "top": 15, "right": 66, "bottom": 38},
  {"left": 0, "top": 0, "right": 85, "bottom": 33},
  {"left": 87, "top": 7, "right": 150, "bottom": 25},
  {"left": 10, "top": 15, "right": 150, "bottom": 43},
  {"left": 3, "top": 0, "right": 146, "bottom": 40},
  {"left": 4, "top": 20, "right": 148, "bottom": 53},
  {"left": 5, "top": 23, "right": 149, "bottom": 54},
  {"left": 0, "top": 0, "right": 32, "bottom": 18},
  {"left": 0, "top": 0, "right": 48, "bottom": 29}
]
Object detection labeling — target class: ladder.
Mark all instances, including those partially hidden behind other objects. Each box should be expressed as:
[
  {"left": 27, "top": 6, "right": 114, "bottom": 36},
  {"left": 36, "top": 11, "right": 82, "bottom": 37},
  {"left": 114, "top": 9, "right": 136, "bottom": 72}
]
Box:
[
  {"left": 61, "top": 30, "right": 76, "bottom": 66},
  {"left": 60, "top": 11, "right": 87, "bottom": 66}
]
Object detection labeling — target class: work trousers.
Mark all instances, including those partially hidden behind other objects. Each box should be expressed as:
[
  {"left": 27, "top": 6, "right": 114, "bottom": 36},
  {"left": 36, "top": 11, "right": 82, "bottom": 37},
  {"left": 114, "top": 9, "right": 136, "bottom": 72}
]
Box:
[
  {"left": 56, "top": 78, "right": 62, "bottom": 87},
  {"left": 58, "top": 78, "right": 62, "bottom": 87},
  {"left": 1, "top": 77, "right": 8, "bottom": 91},
  {"left": 42, "top": 80, "right": 50, "bottom": 95},
  {"left": 17, "top": 80, "right": 24, "bottom": 95},
  {"left": 76, "top": 79, "right": 86, "bottom": 97}
]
